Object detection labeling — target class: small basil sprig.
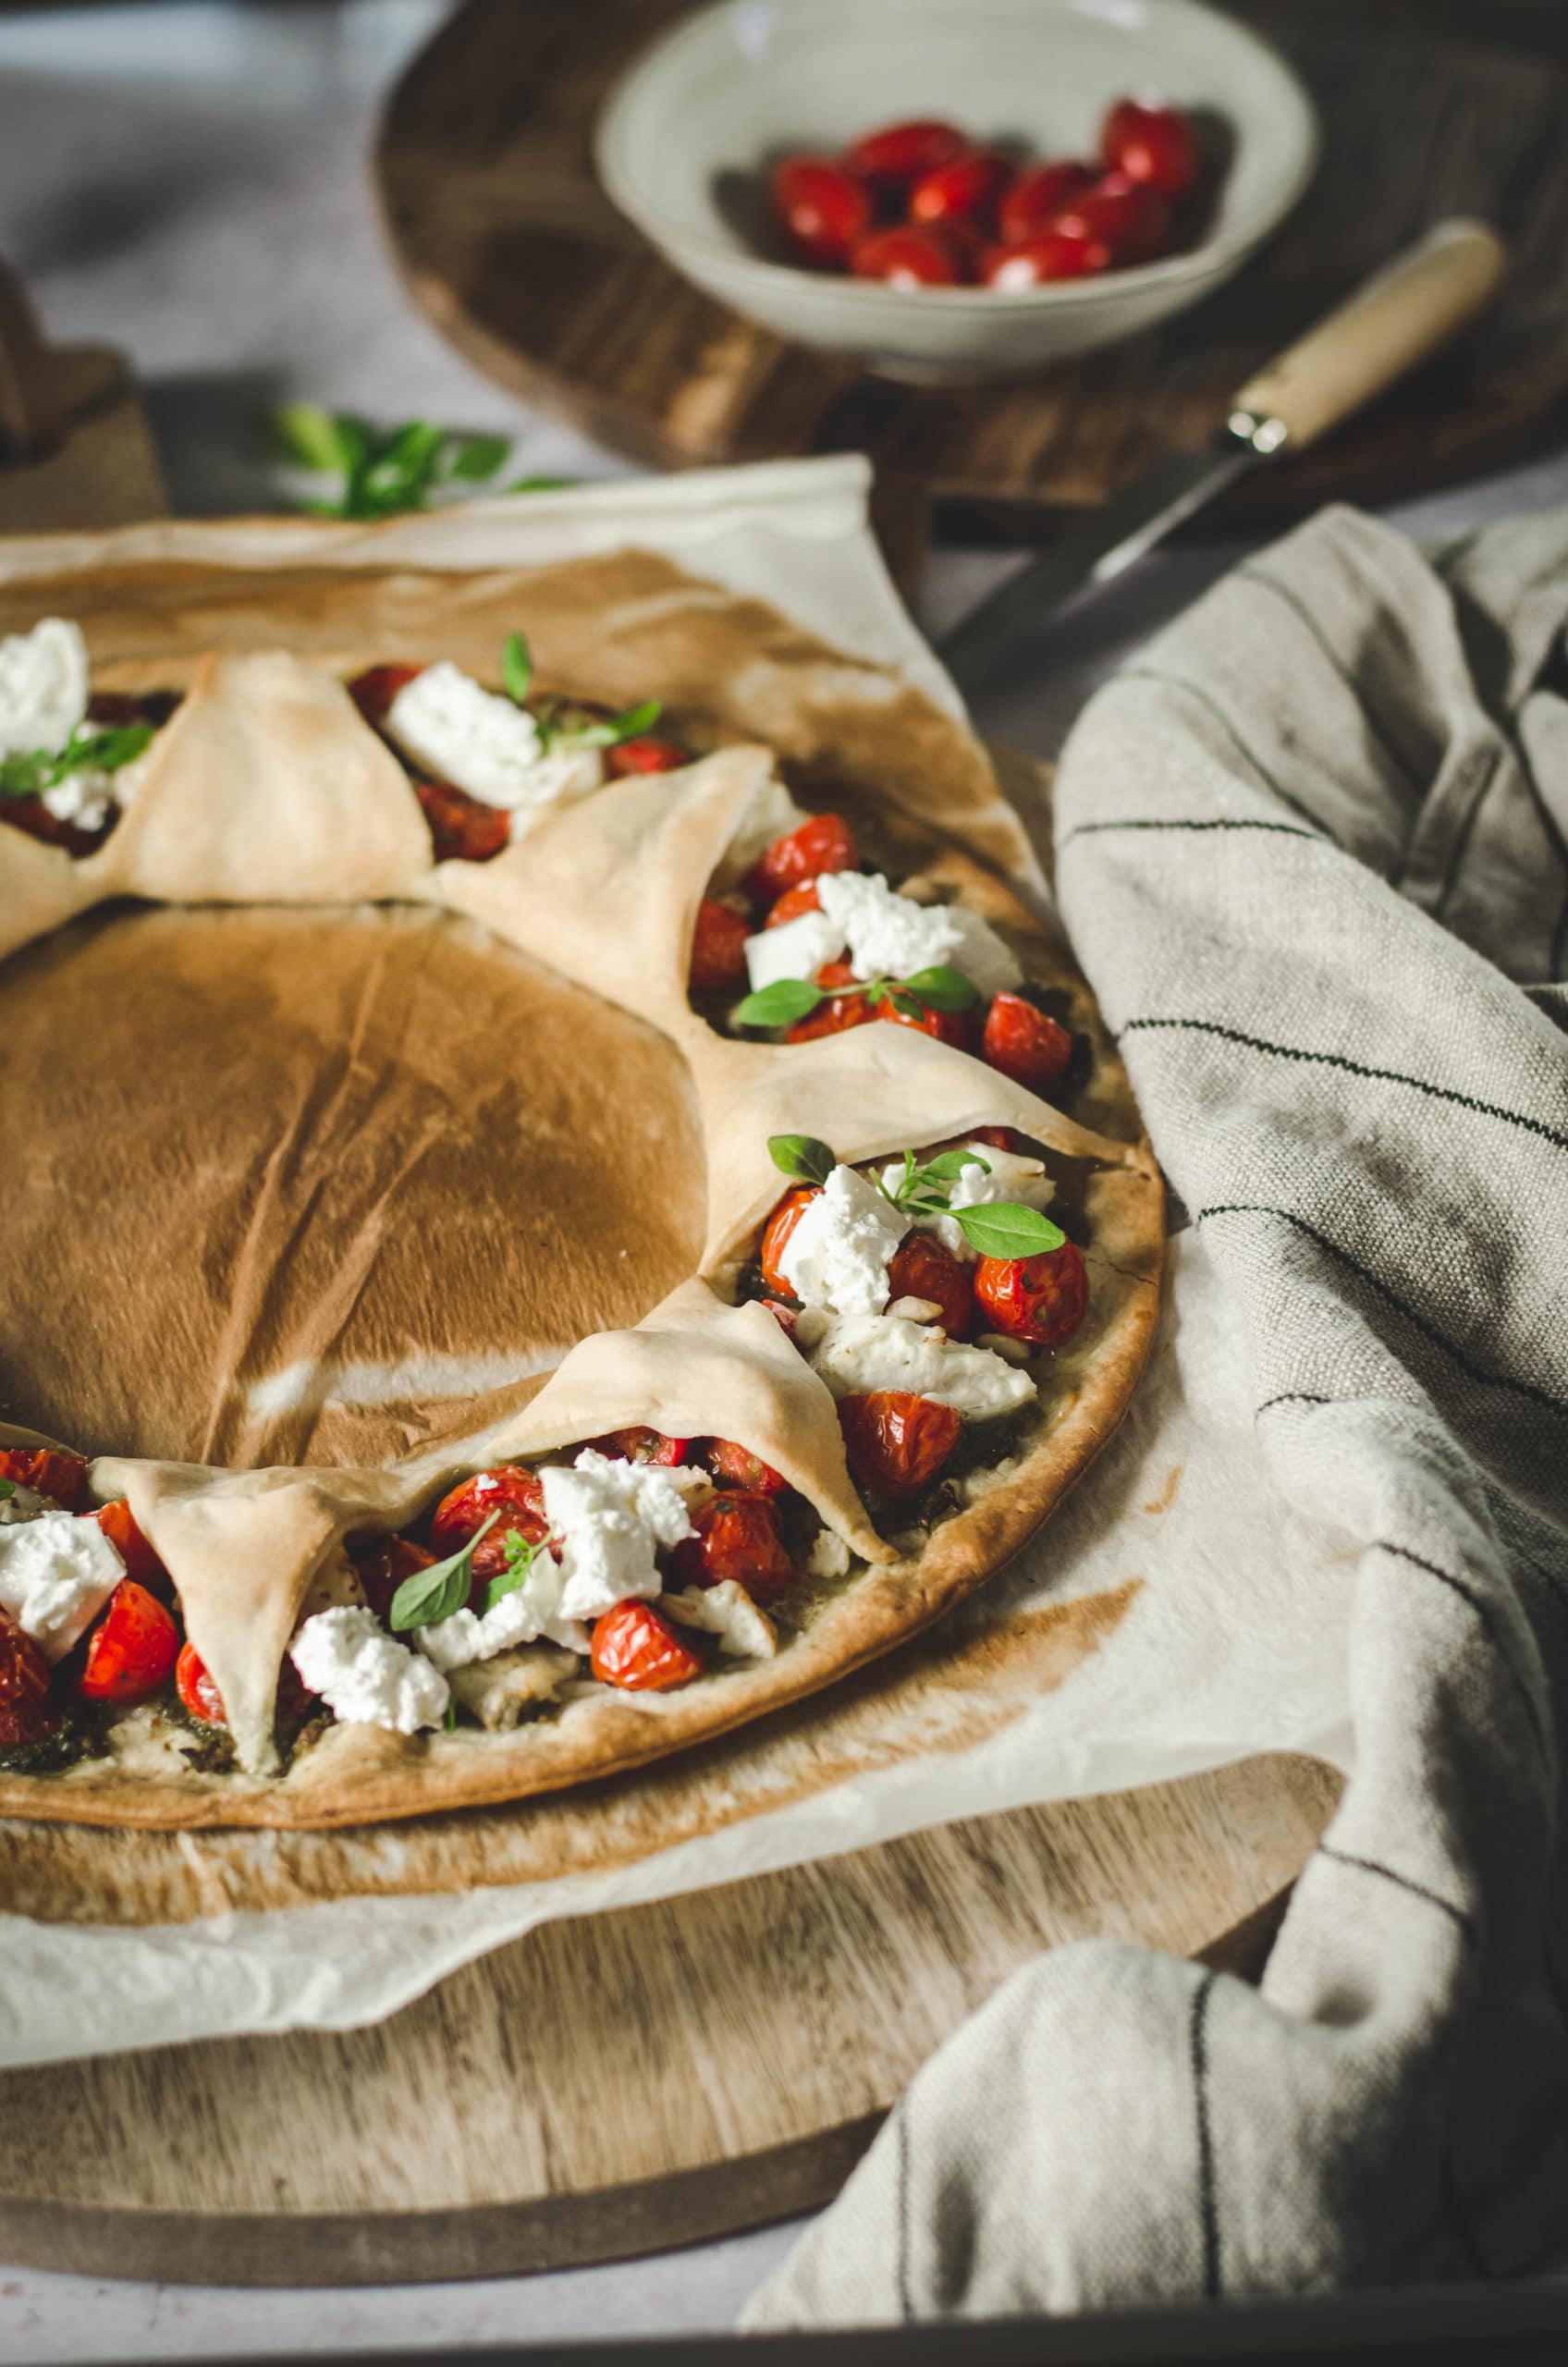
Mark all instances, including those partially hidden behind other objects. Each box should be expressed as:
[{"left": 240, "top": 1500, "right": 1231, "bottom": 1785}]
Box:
[
  {"left": 389, "top": 1511, "right": 501, "bottom": 1633},
  {"left": 768, "top": 1133, "right": 837, "bottom": 1187},
  {"left": 273, "top": 405, "right": 578, "bottom": 522},
  {"left": 0, "top": 721, "right": 153, "bottom": 803},
  {"left": 876, "top": 1148, "right": 1064, "bottom": 1257},
  {"left": 496, "top": 631, "right": 662, "bottom": 750},
  {"left": 479, "top": 1526, "right": 558, "bottom": 1618},
  {"left": 736, "top": 963, "right": 979, "bottom": 1033}
]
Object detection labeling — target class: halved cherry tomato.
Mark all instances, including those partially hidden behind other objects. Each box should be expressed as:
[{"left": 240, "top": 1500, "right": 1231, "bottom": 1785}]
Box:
[
  {"left": 875, "top": 992, "right": 977, "bottom": 1053},
  {"left": 348, "top": 662, "right": 421, "bottom": 729},
  {"left": 982, "top": 990, "right": 1073, "bottom": 1092},
  {"left": 983, "top": 228, "right": 1109, "bottom": 288},
  {"left": 765, "top": 879, "right": 823, "bottom": 928},
  {"left": 838, "top": 1392, "right": 962, "bottom": 1496},
  {"left": 349, "top": 1533, "right": 437, "bottom": 1625},
  {"left": 0, "top": 1608, "right": 59, "bottom": 1748},
  {"left": 759, "top": 1185, "right": 821, "bottom": 1296},
  {"left": 176, "top": 1639, "right": 227, "bottom": 1726},
  {"left": 415, "top": 779, "right": 509, "bottom": 865},
  {"left": 998, "top": 159, "right": 1096, "bottom": 244},
  {"left": 78, "top": 1581, "right": 180, "bottom": 1705},
  {"left": 786, "top": 961, "right": 876, "bottom": 1047},
  {"left": 745, "top": 812, "right": 859, "bottom": 908},
  {"left": 668, "top": 1491, "right": 794, "bottom": 1605},
  {"left": 1052, "top": 174, "right": 1171, "bottom": 264},
  {"left": 909, "top": 150, "right": 1013, "bottom": 232},
  {"left": 845, "top": 117, "right": 968, "bottom": 190},
  {"left": 606, "top": 736, "right": 691, "bottom": 777},
  {"left": 885, "top": 1232, "right": 974, "bottom": 1338},
  {"left": 429, "top": 1466, "right": 551, "bottom": 1585},
  {"left": 95, "top": 1499, "right": 170, "bottom": 1594},
  {"left": 771, "top": 157, "right": 875, "bottom": 267},
  {"left": 591, "top": 1599, "right": 704, "bottom": 1691},
  {"left": 851, "top": 226, "right": 962, "bottom": 288},
  {"left": 1100, "top": 97, "right": 1201, "bottom": 199},
  {"left": 690, "top": 897, "right": 752, "bottom": 995},
  {"left": 588, "top": 1428, "right": 694, "bottom": 1468},
  {"left": 0, "top": 1448, "right": 90, "bottom": 1513},
  {"left": 701, "top": 1439, "right": 787, "bottom": 1498},
  {"left": 973, "top": 1240, "right": 1088, "bottom": 1347}
]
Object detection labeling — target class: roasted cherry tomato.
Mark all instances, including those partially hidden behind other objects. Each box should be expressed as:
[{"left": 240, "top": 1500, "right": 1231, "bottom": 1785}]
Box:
[
  {"left": 759, "top": 1184, "right": 821, "bottom": 1296},
  {"left": 349, "top": 1533, "right": 437, "bottom": 1625},
  {"left": 838, "top": 1391, "right": 962, "bottom": 1496},
  {"left": 974, "top": 1124, "right": 1022, "bottom": 1153},
  {"left": 701, "top": 1438, "right": 787, "bottom": 1497},
  {"left": 591, "top": 1599, "right": 704, "bottom": 1691},
  {"left": 0, "top": 1608, "right": 59, "bottom": 1748},
  {"left": 909, "top": 150, "right": 1013, "bottom": 232},
  {"left": 415, "top": 779, "right": 509, "bottom": 865},
  {"left": 982, "top": 228, "right": 1109, "bottom": 287},
  {"left": 875, "top": 992, "right": 976, "bottom": 1053},
  {"left": 429, "top": 1466, "right": 551, "bottom": 1585},
  {"left": 1100, "top": 97, "right": 1201, "bottom": 199},
  {"left": 690, "top": 896, "right": 752, "bottom": 995},
  {"left": 851, "top": 226, "right": 963, "bottom": 288},
  {"left": 589, "top": 1428, "right": 694, "bottom": 1467},
  {"left": 771, "top": 156, "right": 875, "bottom": 267},
  {"left": 745, "top": 812, "right": 859, "bottom": 909},
  {"left": 998, "top": 159, "right": 1096, "bottom": 244},
  {"left": 786, "top": 961, "right": 877, "bottom": 1046},
  {"left": 668, "top": 1490, "right": 794, "bottom": 1605},
  {"left": 0, "top": 1447, "right": 90, "bottom": 1513},
  {"left": 845, "top": 117, "right": 968, "bottom": 190},
  {"left": 1053, "top": 174, "right": 1171, "bottom": 264},
  {"left": 176, "top": 1639, "right": 227, "bottom": 1726},
  {"left": 606, "top": 736, "right": 692, "bottom": 777},
  {"left": 765, "top": 879, "right": 823, "bottom": 928},
  {"left": 95, "top": 1499, "right": 170, "bottom": 1594},
  {"left": 347, "top": 662, "right": 421, "bottom": 729},
  {"left": 973, "top": 1240, "right": 1089, "bottom": 1347},
  {"left": 86, "top": 690, "right": 150, "bottom": 727},
  {"left": 885, "top": 1232, "right": 974, "bottom": 1337},
  {"left": 78, "top": 1581, "right": 180, "bottom": 1705},
  {"left": 0, "top": 798, "right": 107, "bottom": 858},
  {"left": 982, "top": 990, "right": 1073, "bottom": 1092}
]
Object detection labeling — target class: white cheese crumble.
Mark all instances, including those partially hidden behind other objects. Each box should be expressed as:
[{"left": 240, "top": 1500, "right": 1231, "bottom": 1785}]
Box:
[
  {"left": 806, "top": 1527, "right": 852, "bottom": 1580},
  {"left": 0, "top": 1512, "right": 125, "bottom": 1662},
  {"left": 289, "top": 1605, "right": 449, "bottom": 1733},
  {"left": 886, "top": 1139, "right": 1056, "bottom": 1264},
  {"left": 808, "top": 1314, "right": 1036, "bottom": 1419},
  {"left": 385, "top": 660, "right": 604, "bottom": 822},
  {"left": 743, "top": 906, "right": 846, "bottom": 993},
  {"left": 711, "top": 775, "right": 810, "bottom": 892},
  {"left": 663, "top": 1580, "right": 778, "bottom": 1660},
  {"left": 777, "top": 1162, "right": 908, "bottom": 1317},
  {"left": 815, "top": 871, "right": 1021, "bottom": 999},
  {"left": 0, "top": 618, "right": 90, "bottom": 759},
  {"left": 542, "top": 1451, "right": 711, "bottom": 1624},
  {"left": 417, "top": 1552, "right": 589, "bottom": 1670}
]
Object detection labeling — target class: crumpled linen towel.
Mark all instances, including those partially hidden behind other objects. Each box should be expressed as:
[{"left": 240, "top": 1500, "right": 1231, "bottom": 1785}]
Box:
[{"left": 747, "top": 502, "right": 1568, "bottom": 2326}]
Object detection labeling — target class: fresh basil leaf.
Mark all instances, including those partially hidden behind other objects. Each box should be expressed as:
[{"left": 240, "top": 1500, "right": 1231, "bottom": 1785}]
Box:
[
  {"left": 903, "top": 964, "right": 981, "bottom": 1013},
  {"left": 919, "top": 1149, "right": 990, "bottom": 1184},
  {"left": 737, "top": 978, "right": 826, "bottom": 1028},
  {"left": 767, "top": 1133, "right": 836, "bottom": 1187},
  {"left": 479, "top": 1526, "right": 557, "bottom": 1616},
  {"left": 886, "top": 988, "right": 925, "bottom": 1022},
  {"left": 0, "top": 721, "right": 153, "bottom": 803},
  {"left": 388, "top": 1510, "right": 501, "bottom": 1633},
  {"left": 272, "top": 402, "right": 366, "bottom": 478},
  {"left": 562, "top": 696, "right": 665, "bottom": 751},
  {"left": 444, "top": 432, "right": 511, "bottom": 484},
  {"left": 501, "top": 630, "right": 533, "bottom": 705},
  {"left": 0, "top": 1479, "right": 14, "bottom": 1502},
  {"left": 506, "top": 472, "right": 575, "bottom": 493},
  {"left": 953, "top": 1204, "right": 1065, "bottom": 1259},
  {"left": 861, "top": 976, "right": 889, "bottom": 1006}
]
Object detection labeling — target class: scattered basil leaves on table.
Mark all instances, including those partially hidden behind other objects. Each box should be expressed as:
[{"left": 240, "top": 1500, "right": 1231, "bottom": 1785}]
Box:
[{"left": 272, "top": 404, "right": 576, "bottom": 521}]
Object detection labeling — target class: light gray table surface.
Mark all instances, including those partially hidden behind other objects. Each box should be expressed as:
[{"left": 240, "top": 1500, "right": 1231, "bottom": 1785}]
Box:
[{"left": 1, "top": 4, "right": 1564, "bottom": 2358}]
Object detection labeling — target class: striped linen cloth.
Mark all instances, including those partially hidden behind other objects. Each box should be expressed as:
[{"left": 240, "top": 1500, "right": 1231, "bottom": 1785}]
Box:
[{"left": 748, "top": 503, "right": 1568, "bottom": 2325}]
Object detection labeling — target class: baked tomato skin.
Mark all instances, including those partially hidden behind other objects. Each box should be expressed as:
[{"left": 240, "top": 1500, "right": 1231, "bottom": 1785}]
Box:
[
  {"left": 982, "top": 990, "right": 1073, "bottom": 1092},
  {"left": 786, "top": 961, "right": 877, "bottom": 1046},
  {"left": 429, "top": 1466, "right": 551, "bottom": 1586},
  {"left": 759, "top": 1184, "right": 820, "bottom": 1297},
  {"left": 606, "top": 737, "right": 690, "bottom": 777},
  {"left": 689, "top": 897, "right": 752, "bottom": 995},
  {"left": 701, "top": 1439, "right": 787, "bottom": 1497},
  {"left": 349, "top": 1533, "right": 437, "bottom": 1626},
  {"left": 885, "top": 1233, "right": 974, "bottom": 1338},
  {"left": 77, "top": 1582, "right": 180, "bottom": 1705},
  {"left": 668, "top": 1492, "right": 794, "bottom": 1605},
  {"left": 973, "top": 1240, "right": 1089, "bottom": 1348},
  {"left": 875, "top": 994, "right": 977, "bottom": 1053},
  {"left": 0, "top": 1447, "right": 90, "bottom": 1513},
  {"left": 415, "top": 779, "right": 509, "bottom": 865},
  {"left": 589, "top": 1428, "right": 694, "bottom": 1468},
  {"left": 347, "top": 662, "right": 421, "bottom": 729},
  {"left": 95, "top": 1499, "right": 169, "bottom": 1593},
  {"left": 591, "top": 1600, "right": 704, "bottom": 1691},
  {"left": 175, "top": 1639, "right": 227, "bottom": 1726},
  {"left": 764, "top": 879, "right": 823, "bottom": 928},
  {"left": 838, "top": 1391, "right": 962, "bottom": 1496},
  {"left": 0, "top": 797, "right": 107, "bottom": 858},
  {"left": 0, "top": 1608, "right": 60, "bottom": 1748},
  {"left": 745, "top": 812, "right": 858, "bottom": 909}
]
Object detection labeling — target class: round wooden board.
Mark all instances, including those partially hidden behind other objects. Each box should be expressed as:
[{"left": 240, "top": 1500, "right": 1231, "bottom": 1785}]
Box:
[
  {"left": 376, "top": 0, "right": 1568, "bottom": 544},
  {"left": 0, "top": 1753, "right": 1339, "bottom": 2286}
]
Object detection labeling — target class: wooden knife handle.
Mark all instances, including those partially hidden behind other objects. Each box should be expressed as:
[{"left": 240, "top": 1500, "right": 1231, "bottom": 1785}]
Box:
[{"left": 1232, "top": 218, "right": 1507, "bottom": 453}]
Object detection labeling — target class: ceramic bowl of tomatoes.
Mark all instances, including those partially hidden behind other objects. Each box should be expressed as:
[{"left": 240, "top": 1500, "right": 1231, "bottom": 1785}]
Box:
[{"left": 595, "top": 0, "right": 1317, "bottom": 384}]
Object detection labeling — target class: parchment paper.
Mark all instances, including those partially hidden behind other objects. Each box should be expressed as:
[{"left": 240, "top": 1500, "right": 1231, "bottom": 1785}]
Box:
[{"left": 0, "top": 459, "right": 1354, "bottom": 2067}]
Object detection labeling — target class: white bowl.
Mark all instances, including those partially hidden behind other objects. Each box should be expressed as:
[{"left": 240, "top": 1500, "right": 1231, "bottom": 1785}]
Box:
[{"left": 595, "top": 0, "right": 1318, "bottom": 386}]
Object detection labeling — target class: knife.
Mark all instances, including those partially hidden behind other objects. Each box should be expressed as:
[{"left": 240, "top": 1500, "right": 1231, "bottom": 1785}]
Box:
[{"left": 937, "top": 218, "right": 1508, "bottom": 697}]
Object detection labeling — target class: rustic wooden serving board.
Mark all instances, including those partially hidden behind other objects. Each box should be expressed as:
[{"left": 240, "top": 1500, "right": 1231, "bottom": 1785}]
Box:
[
  {"left": 375, "top": 0, "right": 1568, "bottom": 542},
  {"left": 0, "top": 281, "right": 1342, "bottom": 2287}
]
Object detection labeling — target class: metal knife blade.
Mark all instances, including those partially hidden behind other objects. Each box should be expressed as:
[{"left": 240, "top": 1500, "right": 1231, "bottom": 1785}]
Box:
[{"left": 936, "top": 423, "right": 1262, "bottom": 698}]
